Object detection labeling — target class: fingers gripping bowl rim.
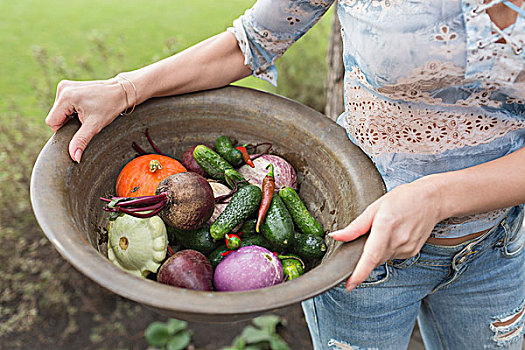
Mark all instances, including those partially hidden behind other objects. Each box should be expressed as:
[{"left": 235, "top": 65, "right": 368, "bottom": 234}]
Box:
[{"left": 30, "top": 85, "right": 385, "bottom": 322}]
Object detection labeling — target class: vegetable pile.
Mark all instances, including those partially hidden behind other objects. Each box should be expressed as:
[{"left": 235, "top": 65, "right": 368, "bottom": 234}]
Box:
[{"left": 101, "top": 131, "right": 327, "bottom": 292}]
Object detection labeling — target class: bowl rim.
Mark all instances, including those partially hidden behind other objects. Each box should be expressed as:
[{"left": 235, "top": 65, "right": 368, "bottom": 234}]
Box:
[{"left": 30, "top": 86, "right": 385, "bottom": 318}]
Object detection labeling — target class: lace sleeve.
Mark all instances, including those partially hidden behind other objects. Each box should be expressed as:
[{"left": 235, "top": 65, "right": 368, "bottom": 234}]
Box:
[{"left": 228, "top": 0, "right": 334, "bottom": 86}]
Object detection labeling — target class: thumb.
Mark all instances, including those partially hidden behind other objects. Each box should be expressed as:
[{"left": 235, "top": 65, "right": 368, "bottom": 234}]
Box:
[
  {"left": 328, "top": 204, "right": 376, "bottom": 242},
  {"left": 68, "top": 121, "right": 99, "bottom": 163},
  {"left": 46, "top": 99, "right": 76, "bottom": 133}
]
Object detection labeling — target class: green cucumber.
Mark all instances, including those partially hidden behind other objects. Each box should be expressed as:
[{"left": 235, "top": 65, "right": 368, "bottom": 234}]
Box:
[
  {"left": 224, "top": 168, "right": 248, "bottom": 189},
  {"left": 208, "top": 244, "right": 229, "bottom": 268},
  {"left": 239, "top": 219, "right": 257, "bottom": 237},
  {"left": 279, "top": 187, "right": 324, "bottom": 237},
  {"left": 193, "top": 145, "right": 247, "bottom": 188},
  {"left": 193, "top": 145, "right": 234, "bottom": 182},
  {"left": 215, "top": 136, "right": 243, "bottom": 167},
  {"left": 241, "top": 234, "right": 273, "bottom": 250},
  {"left": 260, "top": 196, "right": 294, "bottom": 251},
  {"left": 293, "top": 232, "right": 327, "bottom": 260},
  {"left": 167, "top": 225, "right": 219, "bottom": 255},
  {"left": 210, "top": 185, "right": 262, "bottom": 240}
]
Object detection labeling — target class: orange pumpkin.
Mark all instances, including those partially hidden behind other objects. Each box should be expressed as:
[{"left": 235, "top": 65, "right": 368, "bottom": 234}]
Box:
[{"left": 115, "top": 154, "right": 187, "bottom": 197}]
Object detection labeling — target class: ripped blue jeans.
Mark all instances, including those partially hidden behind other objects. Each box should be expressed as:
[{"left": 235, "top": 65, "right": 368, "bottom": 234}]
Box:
[{"left": 302, "top": 205, "right": 525, "bottom": 349}]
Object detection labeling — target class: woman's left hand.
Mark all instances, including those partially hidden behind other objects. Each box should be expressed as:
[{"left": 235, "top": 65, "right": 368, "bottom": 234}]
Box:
[{"left": 329, "top": 178, "right": 443, "bottom": 292}]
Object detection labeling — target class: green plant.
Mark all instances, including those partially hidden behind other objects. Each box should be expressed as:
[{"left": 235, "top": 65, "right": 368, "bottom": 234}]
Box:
[
  {"left": 144, "top": 318, "right": 193, "bottom": 350},
  {"left": 223, "top": 315, "right": 290, "bottom": 350}
]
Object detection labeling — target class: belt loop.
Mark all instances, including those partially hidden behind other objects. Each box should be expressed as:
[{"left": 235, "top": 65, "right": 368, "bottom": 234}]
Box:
[
  {"left": 501, "top": 215, "right": 511, "bottom": 247},
  {"left": 452, "top": 227, "right": 495, "bottom": 268}
]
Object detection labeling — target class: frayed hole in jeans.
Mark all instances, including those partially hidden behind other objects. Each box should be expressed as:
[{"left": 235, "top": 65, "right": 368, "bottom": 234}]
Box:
[
  {"left": 490, "top": 302, "right": 525, "bottom": 346},
  {"left": 328, "top": 338, "right": 378, "bottom": 350}
]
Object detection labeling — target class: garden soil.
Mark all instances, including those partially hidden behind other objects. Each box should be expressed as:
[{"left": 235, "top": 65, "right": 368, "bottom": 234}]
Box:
[{"left": 0, "top": 216, "right": 312, "bottom": 350}]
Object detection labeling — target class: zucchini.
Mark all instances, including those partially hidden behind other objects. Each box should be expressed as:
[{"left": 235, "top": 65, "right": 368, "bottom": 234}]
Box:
[
  {"left": 210, "top": 185, "right": 262, "bottom": 240},
  {"left": 293, "top": 231, "right": 327, "bottom": 260},
  {"left": 215, "top": 136, "right": 243, "bottom": 167},
  {"left": 167, "top": 225, "right": 219, "bottom": 255},
  {"left": 260, "top": 196, "right": 294, "bottom": 251},
  {"left": 279, "top": 187, "right": 324, "bottom": 237}
]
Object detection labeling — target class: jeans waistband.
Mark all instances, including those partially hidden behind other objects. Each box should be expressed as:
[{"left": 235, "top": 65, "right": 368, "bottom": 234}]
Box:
[{"left": 418, "top": 205, "right": 524, "bottom": 264}]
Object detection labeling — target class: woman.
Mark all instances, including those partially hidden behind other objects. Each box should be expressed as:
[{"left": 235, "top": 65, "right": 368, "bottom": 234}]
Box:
[{"left": 46, "top": 0, "right": 525, "bottom": 348}]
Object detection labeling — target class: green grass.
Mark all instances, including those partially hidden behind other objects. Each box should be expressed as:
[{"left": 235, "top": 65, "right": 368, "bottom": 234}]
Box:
[
  {"left": 0, "top": 0, "right": 331, "bottom": 119},
  {"left": 0, "top": 0, "right": 257, "bottom": 117}
]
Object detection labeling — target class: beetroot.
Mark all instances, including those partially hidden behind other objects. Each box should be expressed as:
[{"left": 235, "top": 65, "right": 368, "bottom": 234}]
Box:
[
  {"left": 181, "top": 144, "right": 212, "bottom": 177},
  {"left": 213, "top": 246, "right": 284, "bottom": 291},
  {"left": 157, "top": 250, "right": 213, "bottom": 291},
  {"left": 102, "top": 172, "right": 215, "bottom": 230},
  {"left": 238, "top": 154, "right": 297, "bottom": 191},
  {"left": 155, "top": 172, "right": 214, "bottom": 230}
]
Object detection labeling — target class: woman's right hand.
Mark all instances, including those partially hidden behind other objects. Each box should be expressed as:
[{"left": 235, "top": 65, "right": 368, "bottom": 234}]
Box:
[
  {"left": 45, "top": 78, "right": 130, "bottom": 162},
  {"left": 45, "top": 32, "right": 252, "bottom": 163}
]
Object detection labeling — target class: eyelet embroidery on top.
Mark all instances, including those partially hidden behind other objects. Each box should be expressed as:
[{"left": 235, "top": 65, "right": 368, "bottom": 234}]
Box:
[
  {"left": 342, "top": 61, "right": 521, "bottom": 237},
  {"left": 463, "top": 0, "right": 525, "bottom": 84},
  {"left": 284, "top": 5, "right": 309, "bottom": 24},
  {"left": 228, "top": 0, "right": 334, "bottom": 86},
  {"left": 339, "top": 0, "right": 402, "bottom": 12},
  {"left": 342, "top": 67, "right": 525, "bottom": 158},
  {"left": 370, "top": 0, "right": 403, "bottom": 9},
  {"left": 432, "top": 208, "right": 509, "bottom": 237},
  {"left": 430, "top": 25, "right": 462, "bottom": 59},
  {"left": 374, "top": 61, "right": 504, "bottom": 108},
  {"left": 507, "top": 96, "right": 525, "bottom": 104},
  {"left": 310, "top": 0, "right": 333, "bottom": 6}
]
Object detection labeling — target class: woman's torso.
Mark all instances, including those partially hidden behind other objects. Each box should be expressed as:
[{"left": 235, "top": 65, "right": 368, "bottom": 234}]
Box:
[
  {"left": 336, "top": 0, "right": 525, "bottom": 237},
  {"left": 228, "top": 0, "right": 525, "bottom": 238}
]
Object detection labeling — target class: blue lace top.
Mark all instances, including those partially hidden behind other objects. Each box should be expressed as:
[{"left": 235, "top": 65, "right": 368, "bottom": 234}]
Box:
[{"left": 228, "top": 0, "right": 525, "bottom": 238}]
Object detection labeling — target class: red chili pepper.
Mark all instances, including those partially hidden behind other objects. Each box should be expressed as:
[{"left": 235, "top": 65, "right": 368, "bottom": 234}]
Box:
[
  {"left": 220, "top": 250, "right": 233, "bottom": 257},
  {"left": 236, "top": 145, "right": 255, "bottom": 168},
  {"left": 225, "top": 233, "right": 242, "bottom": 250},
  {"left": 256, "top": 164, "right": 275, "bottom": 233},
  {"left": 167, "top": 246, "right": 175, "bottom": 256}
]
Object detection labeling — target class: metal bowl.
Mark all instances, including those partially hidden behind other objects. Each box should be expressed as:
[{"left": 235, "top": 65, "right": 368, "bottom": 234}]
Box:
[{"left": 30, "top": 86, "right": 384, "bottom": 323}]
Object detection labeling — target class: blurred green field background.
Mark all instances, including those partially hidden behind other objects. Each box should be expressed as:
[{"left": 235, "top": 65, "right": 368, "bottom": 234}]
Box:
[
  {"left": 0, "top": 1, "right": 332, "bottom": 348},
  {"left": 0, "top": 0, "right": 331, "bottom": 118}
]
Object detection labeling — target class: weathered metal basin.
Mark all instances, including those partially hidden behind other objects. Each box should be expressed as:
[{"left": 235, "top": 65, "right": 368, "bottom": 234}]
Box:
[{"left": 30, "top": 86, "right": 385, "bottom": 323}]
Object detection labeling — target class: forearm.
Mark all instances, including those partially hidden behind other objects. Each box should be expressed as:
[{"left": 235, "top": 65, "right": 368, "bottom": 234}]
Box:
[
  {"left": 118, "top": 31, "right": 252, "bottom": 105},
  {"left": 418, "top": 147, "right": 525, "bottom": 221}
]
